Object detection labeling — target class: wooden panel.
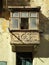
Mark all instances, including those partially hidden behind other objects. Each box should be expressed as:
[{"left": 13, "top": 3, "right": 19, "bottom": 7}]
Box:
[
  {"left": 10, "top": 32, "right": 40, "bottom": 44},
  {"left": 3, "top": 0, "right": 30, "bottom": 7}
]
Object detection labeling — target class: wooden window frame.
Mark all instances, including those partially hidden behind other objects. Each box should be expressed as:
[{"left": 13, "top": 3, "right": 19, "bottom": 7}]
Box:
[{"left": 9, "top": 12, "right": 39, "bottom": 30}]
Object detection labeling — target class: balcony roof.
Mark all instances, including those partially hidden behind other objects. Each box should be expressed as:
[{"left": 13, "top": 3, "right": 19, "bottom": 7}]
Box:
[{"left": 8, "top": 6, "right": 41, "bottom": 12}]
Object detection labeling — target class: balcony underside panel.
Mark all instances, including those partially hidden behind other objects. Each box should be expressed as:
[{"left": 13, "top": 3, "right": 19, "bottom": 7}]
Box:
[{"left": 10, "top": 32, "right": 40, "bottom": 44}]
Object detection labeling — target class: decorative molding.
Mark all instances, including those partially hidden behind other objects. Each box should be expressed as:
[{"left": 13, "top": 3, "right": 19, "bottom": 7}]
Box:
[{"left": 11, "top": 32, "right": 40, "bottom": 44}]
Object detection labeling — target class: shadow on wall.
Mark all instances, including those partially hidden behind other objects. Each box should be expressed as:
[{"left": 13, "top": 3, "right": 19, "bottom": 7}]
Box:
[
  {"left": 35, "top": 12, "right": 49, "bottom": 58},
  {"left": 10, "top": 11, "right": 49, "bottom": 58}
]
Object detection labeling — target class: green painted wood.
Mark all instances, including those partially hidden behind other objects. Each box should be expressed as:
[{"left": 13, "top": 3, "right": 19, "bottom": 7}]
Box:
[{"left": 0, "top": 61, "right": 7, "bottom": 65}]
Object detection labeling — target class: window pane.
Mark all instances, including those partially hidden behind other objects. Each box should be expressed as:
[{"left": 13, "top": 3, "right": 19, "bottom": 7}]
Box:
[
  {"left": 0, "top": 62, "right": 7, "bottom": 65},
  {"left": 21, "top": 12, "right": 28, "bottom": 17},
  {"left": 29, "top": 18, "right": 37, "bottom": 29},
  {"left": 22, "top": 59, "right": 26, "bottom": 65},
  {"left": 26, "top": 60, "right": 32, "bottom": 65},
  {"left": 13, "top": 12, "right": 19, "bottom": 17},
  {"left": 11, "top": 18, "right": 18, "bottom": 28},
  {"left": 30, "top": 12, "right": 37, "bottom": 17}
]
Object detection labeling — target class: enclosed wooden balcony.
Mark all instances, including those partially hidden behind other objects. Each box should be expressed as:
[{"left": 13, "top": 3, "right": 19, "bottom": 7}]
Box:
[{"left": 9, "top": 7, "right": 40, "bottom": 45}]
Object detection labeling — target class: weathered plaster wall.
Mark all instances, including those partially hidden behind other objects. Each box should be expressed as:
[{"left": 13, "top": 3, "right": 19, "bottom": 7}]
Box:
[{"left": 0, "top": 18, "right": 16, "bottom": 65}]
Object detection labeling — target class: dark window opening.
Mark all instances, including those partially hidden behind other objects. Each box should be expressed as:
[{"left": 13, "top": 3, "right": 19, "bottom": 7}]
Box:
[
  {"left": 20, "top": 18, "right": 29, "bottom": 29},
  {"left": 16, "top": 52, "right": 32, "bottom": 65}
]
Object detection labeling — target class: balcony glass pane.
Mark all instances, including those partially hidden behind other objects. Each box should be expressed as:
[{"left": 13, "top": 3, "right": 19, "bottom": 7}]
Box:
[
  {"left": 13, "top": 12, "right": 19, "bottom": 17},
  {"left": 21, "top": 12, "right": 28, "bottom": 17},
  {"left": 29, "top": 18, "right": 37, "bottom": 29},
  {"left": 11, "top": 18, "right": 18, "bottom": 28},
  {"left": 30, "top": 12, "right": 37, "bottom": 17}
]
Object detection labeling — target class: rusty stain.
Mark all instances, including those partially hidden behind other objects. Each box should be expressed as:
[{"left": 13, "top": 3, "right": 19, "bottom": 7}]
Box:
[{"left": 2, "top": 20, "right": 8, "bottom": 32}]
